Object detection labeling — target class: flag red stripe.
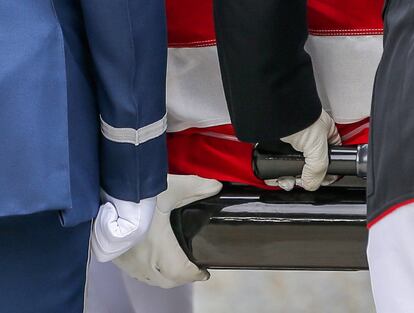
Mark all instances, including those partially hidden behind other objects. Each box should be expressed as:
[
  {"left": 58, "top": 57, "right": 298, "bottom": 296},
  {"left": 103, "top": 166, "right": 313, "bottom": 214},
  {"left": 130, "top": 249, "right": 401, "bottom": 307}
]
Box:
[
  {"left": 166, "top": 0, "right": 384, "bottom": 48},
  {"left": 167, "top": 120, "right": 369, "bottom": 189}
]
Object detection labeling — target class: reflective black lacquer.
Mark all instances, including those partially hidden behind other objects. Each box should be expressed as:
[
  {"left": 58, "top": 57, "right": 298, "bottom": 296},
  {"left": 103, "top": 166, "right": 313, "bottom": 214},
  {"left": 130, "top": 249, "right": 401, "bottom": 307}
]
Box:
[{"left": 171, "top": 183, "right": 368, "bottom": 271}]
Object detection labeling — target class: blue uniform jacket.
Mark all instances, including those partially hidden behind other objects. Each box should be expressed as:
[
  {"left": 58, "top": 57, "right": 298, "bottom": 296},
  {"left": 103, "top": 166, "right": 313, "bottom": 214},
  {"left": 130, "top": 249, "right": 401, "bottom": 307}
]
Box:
[{"left": 0, "top": 0, "right": 168, "bottom": 226}]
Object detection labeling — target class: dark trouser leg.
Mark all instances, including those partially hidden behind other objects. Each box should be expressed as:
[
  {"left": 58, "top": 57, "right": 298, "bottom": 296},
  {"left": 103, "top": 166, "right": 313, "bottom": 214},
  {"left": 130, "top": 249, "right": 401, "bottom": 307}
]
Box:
[
  {"left": 368, "top": 1, "right": 414, "bottom": 310},
  {"left": 0, "top": 212, "right": 91, "bottom": 313}
]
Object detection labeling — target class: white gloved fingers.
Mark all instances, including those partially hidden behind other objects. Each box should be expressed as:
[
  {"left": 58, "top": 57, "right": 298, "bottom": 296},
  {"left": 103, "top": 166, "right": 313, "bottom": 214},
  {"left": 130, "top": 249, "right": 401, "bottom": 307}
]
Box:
[
  {"left": 92, "top": 201, "right": 139, "bottom": 261},
  {"left": 114, "top": 249, "right": 182, "bottom": 289},
  {"left": 138, "top": 264, "right": 180, "bottom": 289},
  {"left": 113, "top": 196, "right": 211, "bottom": 289},
  {"left": 157, "top": 260, "right": 210, "bottom": 288},
  {"left": 174, "top": 176, "right": 223, "bottom": 209},
  {"left": 113, "top": 247, "right": 161, "bottom": 286},
  {"left": 301, "top": 139, "right": 329, "bottom": 191},
  {"left": 145, "top": 275, "right": 180, "bottom": 289},
  {"left": 308, "top": 112, "right": 340, "bottom": 189},
  {"left": 321, "top": 175, "right": 340, "bottom": 186},
  {"left": 265, "top": 176, "right": 296, "bottom": 191},
  {"left": 92, "top": 195, "right": 156, "bottom": 262},
  {"left": 156, "top": 239, "right": 210, "bottom": 285},
  {"left": 301, "top": 121, "right": 340, "bottom": 190},
  {"left": 92, "top": 202, "right": 128, "bottom": 262},
  {"left": 155, "top": 210, "right": 210, "bottom": 285},
  {"left": 321, "top": 110, "right": 342, "bottom": 146},
  {"left": 157, "top": 175, "right": 223, "bottom": 213},
  {"left": 126, "top": 262, "right": 179, "bottom": 289},
  {"left": 328, "top": 126, "right": 342, "bottom": 146},
  {"left": 95, "top": 202, "right": 120, "bottom": 239},
  {"left": 279, "top": 109, "right": 342, "bottom": 192},
  {"left": 99, "top": 192, "right": 155, "bottom": 239},
  {"left": 276, "top": 177, "right": 296, "bottom": 191},
  {"left": 266, "top": 174, "right": 338, "bottom": 191},
  {"left": 295, "top": 177, "right": 303, "bottom": 188},
  {"left": 264, "top": 179, "right": 278, "bottom": 187}
]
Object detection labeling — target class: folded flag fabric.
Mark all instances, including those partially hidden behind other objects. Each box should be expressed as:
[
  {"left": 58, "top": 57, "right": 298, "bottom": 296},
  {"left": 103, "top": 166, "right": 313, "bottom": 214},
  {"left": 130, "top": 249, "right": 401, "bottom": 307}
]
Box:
[{"left": 166, "top": 0, "right": 381, "bottom": 187}]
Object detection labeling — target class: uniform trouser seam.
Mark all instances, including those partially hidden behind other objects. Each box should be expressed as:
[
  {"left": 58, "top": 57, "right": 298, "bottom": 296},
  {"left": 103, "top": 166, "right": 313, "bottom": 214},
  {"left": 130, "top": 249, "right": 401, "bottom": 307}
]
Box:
[{"left": 83, "top": 222, "right": 93, "bottom": 313}]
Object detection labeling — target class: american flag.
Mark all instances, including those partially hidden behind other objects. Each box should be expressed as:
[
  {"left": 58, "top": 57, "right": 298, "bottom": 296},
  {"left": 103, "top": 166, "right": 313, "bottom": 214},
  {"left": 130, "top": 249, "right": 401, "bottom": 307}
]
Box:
[{"left": 165, "top": 0, "right": 383, "bottom": 188}]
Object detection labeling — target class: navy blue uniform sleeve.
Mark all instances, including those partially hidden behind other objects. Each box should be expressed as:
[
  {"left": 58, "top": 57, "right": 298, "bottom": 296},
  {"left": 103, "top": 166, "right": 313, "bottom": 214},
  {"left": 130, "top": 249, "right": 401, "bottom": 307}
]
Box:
[{"left": 80, "top": 0, "right": 168, "bottom": 202}]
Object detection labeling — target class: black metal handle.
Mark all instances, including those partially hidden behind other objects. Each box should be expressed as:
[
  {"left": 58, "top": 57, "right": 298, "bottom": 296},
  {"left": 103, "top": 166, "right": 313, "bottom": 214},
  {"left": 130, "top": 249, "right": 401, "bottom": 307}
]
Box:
[{"left": 253, "top": 142, "right": 368, "bottom": 179}]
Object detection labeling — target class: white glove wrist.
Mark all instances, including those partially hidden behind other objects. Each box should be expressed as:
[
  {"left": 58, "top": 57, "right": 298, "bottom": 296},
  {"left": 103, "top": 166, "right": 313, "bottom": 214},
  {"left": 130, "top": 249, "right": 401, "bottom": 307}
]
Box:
[{"left": 92, "top": 190, "right": 156, "bottom": 262}]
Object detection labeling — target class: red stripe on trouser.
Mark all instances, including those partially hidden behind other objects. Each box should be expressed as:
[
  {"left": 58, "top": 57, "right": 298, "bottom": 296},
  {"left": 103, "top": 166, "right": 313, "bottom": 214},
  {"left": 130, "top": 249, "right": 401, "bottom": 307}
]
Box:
[{"left": 367, "top": 199, "right": 414, "bottom": 229}]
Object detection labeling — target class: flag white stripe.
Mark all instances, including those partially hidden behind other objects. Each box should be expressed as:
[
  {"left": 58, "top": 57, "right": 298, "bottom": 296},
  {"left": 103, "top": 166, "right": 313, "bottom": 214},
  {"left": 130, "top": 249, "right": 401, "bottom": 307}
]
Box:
[{"left": 167, "top": 35, "right": 382, "bottom": 132}]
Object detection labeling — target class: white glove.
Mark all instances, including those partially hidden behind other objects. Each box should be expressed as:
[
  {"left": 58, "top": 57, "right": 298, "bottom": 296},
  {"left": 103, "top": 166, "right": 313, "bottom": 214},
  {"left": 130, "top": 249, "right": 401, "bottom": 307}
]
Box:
[
  {"left": 92, "top": 190, "right": 156, "bottom": 262},
  {"left": 113, "top": 175, "right": 223, "bottom": 289},
  {"left": 265, "top": 109, "right": 341, "bottom": 191}
]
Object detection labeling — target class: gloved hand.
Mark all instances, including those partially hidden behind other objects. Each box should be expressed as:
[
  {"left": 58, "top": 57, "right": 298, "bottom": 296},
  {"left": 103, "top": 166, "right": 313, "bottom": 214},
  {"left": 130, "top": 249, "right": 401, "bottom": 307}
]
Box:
[
  {"left": 92, "top": 190, "right": 156, "bottom": 262},
  {"left": 265, "top": 109, "right": 341, "bottom": 191},
  {"left": 113, "top": 174, "right": 223, "bottom": 289}
]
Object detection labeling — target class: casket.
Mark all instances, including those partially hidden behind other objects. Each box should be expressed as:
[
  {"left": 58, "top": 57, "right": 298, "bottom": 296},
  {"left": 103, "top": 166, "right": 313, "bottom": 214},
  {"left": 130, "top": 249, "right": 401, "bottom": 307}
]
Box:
[{"left": 166, "top": 0, "right": 383, "bottom": 270}]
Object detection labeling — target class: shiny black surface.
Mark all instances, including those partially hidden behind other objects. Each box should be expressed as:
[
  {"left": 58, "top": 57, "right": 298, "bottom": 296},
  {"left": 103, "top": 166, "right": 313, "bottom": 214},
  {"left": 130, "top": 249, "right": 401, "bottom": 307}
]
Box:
[{"left": 171, "top": 183, "right": 368, "bottom": 271}]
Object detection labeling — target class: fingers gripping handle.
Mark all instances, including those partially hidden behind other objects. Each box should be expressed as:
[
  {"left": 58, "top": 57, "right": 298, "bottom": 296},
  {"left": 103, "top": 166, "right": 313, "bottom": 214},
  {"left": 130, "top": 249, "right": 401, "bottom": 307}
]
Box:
[{"left": 253, "top": 143, "right": 368, "bottom": 179}]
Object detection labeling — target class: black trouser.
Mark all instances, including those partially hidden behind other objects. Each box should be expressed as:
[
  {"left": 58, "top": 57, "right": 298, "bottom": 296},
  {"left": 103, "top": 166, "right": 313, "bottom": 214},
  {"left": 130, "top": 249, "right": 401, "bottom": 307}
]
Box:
[
  {"left": 213, "top": 0, "right": 321, "bottom": 142},
  {"left": 367, "top": 0, "right": 414, "bottom": 223}
]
